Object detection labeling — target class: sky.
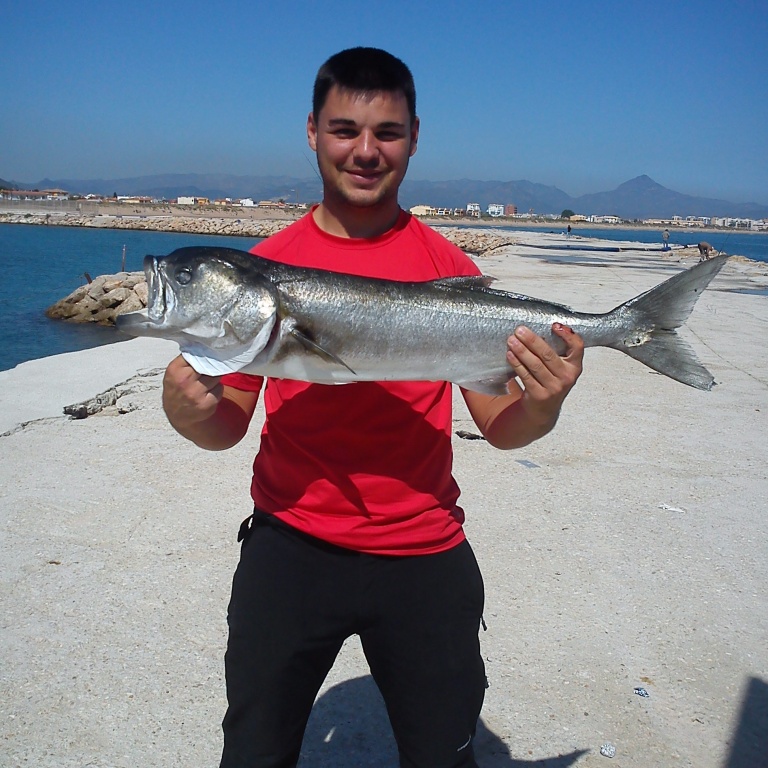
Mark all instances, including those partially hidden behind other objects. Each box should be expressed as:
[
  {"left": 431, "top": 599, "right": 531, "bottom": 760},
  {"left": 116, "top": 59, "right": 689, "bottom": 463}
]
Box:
[{"left": 2, "top": 0, "right": 766, "bottom": 203}]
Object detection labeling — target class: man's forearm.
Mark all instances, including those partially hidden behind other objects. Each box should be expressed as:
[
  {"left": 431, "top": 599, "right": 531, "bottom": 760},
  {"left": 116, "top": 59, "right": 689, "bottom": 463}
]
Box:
[
  {"left": 167, "top": 397, "right": 252, "bottom": 451},
  {"left": 480, "top": 396, "right": 560, "bottom": 450}
]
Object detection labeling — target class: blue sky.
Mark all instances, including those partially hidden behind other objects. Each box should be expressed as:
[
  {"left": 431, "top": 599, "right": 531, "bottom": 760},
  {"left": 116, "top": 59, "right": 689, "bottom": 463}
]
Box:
[{"left": 2, "top": 0, "right": 766, "bottom": 203}]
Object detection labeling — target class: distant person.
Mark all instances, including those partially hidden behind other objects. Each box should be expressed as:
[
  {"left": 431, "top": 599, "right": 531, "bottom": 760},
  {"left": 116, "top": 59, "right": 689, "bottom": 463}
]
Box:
[
  {"left": 698, "top": 241, "right": 715, "bottom": 261},
  {"left": 662, "top": 228, "right": 670, "bottom": 251},
  {"left": 567, "top": 224, "right": 572, "bottom": 238},
  {"left": 161, "top": 46, "right": 584, "bottom": 767}
]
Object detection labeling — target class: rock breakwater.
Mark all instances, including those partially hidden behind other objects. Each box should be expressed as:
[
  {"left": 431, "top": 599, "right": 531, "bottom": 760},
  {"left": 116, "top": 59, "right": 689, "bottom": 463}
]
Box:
[
  {"left": 46, "top": 272, "right": 148, "bottom": 325},
  {"left": 432, "top": 226, "right": 518, "bottom": 255},
  {"left": 0, "top": 211, "right": 292, "bottom": 239}
]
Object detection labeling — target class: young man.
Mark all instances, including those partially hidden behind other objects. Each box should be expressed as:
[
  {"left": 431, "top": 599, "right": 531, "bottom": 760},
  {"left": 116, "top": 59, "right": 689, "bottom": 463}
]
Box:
[{"left": 162, "top": 47, "right": 584, "bottom": 768}]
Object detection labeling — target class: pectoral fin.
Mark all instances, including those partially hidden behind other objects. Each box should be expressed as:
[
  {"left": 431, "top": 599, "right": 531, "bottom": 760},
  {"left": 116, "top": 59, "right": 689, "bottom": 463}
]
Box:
[
  {"left": 456, "top": 374, "right": 512, "bottom": 396},
  {"left": 289, "top": 328, "right": 357, "bottom": 376}
]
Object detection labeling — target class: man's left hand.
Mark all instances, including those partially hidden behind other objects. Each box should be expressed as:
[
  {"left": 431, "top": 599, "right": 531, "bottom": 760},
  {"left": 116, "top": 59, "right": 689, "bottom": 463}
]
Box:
[{"left": 506, "top": 322, "right": 584, "bottom": 422}]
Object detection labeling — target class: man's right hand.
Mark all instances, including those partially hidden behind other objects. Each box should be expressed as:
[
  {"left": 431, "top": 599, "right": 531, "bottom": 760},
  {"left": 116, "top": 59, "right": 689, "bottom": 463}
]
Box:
[
  {"left": 162, "top": 355, "right": 224, "bottom": 429},
  {"left": 160, "top": 356, "right": 260, "bottom": 450}
]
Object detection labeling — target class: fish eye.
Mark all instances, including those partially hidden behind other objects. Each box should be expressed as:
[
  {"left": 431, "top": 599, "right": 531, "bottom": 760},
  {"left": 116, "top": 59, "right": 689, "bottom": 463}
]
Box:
[{"left": 175, "top": 267, "right": 193, "bottom": 285}]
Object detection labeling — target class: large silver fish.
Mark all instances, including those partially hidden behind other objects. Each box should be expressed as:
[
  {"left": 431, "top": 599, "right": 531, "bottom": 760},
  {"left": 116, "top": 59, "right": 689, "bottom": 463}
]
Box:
[{"left": 116, "top": 246, "right": 728, "bottom": 392}]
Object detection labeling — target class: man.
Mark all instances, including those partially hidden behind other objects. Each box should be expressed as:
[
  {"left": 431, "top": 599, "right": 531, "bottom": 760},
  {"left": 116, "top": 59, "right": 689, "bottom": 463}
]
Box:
[
  {"left": 698, "top": 241, "right": 715, "bottom": 261},
  {"left": 162, "top": 47, "right": 583, "bottom": 768}
]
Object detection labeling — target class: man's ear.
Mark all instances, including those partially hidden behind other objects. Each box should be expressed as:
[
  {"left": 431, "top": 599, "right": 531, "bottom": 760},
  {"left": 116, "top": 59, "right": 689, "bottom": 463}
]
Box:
[
  {"left": 409, "top": 116, "right": 420, "bottom": 158},
  {"left": 307, "top": 112, "right": 318, "bottom": 151}
]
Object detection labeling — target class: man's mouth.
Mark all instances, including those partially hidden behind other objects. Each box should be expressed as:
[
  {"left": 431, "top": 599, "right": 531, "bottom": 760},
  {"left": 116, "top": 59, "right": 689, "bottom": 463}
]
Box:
[{"left": 346, "top": 170, "right": 383, "bottom": 185}]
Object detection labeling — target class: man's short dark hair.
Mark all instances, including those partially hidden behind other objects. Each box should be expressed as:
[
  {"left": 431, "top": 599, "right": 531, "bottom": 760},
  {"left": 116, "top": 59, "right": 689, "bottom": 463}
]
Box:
[{"left": 313, "top": 47, "right": 416, "bottom": 123}]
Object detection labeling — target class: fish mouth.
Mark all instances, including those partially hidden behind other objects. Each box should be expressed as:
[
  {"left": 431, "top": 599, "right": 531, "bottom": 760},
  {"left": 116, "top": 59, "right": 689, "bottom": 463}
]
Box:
[{"left": 145, "top": 255, "right": 174, "bottom": 324}]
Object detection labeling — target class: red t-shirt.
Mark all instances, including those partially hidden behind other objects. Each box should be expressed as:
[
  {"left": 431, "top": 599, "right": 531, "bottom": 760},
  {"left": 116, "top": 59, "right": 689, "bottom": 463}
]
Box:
[{"left": 222, "top": 209, "right": 481, "bottom": 555}]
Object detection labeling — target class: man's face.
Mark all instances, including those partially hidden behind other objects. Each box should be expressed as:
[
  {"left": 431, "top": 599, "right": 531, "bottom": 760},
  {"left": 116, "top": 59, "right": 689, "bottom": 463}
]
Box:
[{"left": 307, "top": 85, "right": 419, "bottom": 210}]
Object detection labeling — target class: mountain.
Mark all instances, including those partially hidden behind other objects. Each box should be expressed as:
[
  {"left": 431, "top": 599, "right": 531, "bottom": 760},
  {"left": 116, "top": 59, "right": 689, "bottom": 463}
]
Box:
[
  {"left": 570, "top": 175, "right": 767, "bottom": 220},
  {"left": 13, "top": 173, "right": 768, "bottom": 219}
]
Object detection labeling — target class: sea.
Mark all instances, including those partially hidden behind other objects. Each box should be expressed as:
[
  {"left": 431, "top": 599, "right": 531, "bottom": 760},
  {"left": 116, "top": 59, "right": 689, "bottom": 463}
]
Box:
[
  {"left": 0, "top": 224, "right": 263, "bottom": 372},
  {"left": 1, "top": 222, "right": 766, "bottom": 372}
]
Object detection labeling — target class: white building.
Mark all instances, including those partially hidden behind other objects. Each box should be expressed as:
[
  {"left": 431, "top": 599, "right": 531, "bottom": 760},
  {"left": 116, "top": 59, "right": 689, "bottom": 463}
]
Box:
[
  {"left": 466, "top": 203, "right": 481, "bottom": 218},
  {"left": 487, "top": 203, "right": 504, "bottom": 217}
]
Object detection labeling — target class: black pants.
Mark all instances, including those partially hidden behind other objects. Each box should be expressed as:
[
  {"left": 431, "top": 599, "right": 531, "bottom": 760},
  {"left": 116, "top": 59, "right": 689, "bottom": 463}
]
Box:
[{"left": 220, "top": 511, "right": 486, "bottom": 768}]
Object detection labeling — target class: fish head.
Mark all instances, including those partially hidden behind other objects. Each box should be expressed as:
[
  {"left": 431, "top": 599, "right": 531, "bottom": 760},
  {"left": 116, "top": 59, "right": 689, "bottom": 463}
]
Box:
[{"left": 116, "top": 247, "right": 279, "bottom": 363}]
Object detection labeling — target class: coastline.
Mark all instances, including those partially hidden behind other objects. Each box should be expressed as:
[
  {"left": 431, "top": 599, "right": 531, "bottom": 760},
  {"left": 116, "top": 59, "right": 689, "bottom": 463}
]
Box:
[
  {"left": 1, "top": 203, "right": 764, "bottom": 241},
  {"left": 1, "top": 239, "right": 767, "bottom": 766}
]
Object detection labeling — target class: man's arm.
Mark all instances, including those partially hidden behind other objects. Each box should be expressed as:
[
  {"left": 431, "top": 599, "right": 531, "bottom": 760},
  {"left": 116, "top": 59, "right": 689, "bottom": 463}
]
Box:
[
  {"left": 162, "top": 356, "right": 260, "bottom": 450},
  {"left": 462, "top": 323, "right": 584, "bottom": 450}
]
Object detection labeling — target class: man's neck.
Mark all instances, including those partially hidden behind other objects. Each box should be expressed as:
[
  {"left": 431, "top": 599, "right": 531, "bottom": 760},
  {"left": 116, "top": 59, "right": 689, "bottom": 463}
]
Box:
[{"left": 312, "top": 200, "right": 401, "bottom": 239}]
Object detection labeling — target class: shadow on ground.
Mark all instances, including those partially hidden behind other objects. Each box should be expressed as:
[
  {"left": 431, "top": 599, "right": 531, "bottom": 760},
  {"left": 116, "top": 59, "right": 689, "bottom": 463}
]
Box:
[
  {"left": 299, "top": 675, "right": 588, "bottom": 767},
  {"left": 724, "top": 676, "right": 768, "bottom": 768}
]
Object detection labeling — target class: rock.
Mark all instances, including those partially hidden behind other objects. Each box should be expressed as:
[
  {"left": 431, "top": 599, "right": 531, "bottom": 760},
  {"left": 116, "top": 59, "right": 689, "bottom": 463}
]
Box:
[
  {"left": 115, "top": 292, "right": 146, "bottom": 316},
  {"left": 100, "top": 286, "right": 133, "bottom": 308},
  {"left": 134, "top": 281, "right": 148, "bottom": 304},
  {"left": 46, "top": 271, "right": 147, "bottom": 326}
]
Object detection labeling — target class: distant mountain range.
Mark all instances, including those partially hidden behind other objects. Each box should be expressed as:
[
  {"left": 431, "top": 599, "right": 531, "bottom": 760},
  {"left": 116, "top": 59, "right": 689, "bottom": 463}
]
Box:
[{"left": 2, "top": 173, "right": 766, "bottom": 220}]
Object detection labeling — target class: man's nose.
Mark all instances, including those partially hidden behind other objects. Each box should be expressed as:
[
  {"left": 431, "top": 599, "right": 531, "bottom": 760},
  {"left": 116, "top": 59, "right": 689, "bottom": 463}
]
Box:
[{"left": 354, "top": 129, "right": 379, "bottom": 163}]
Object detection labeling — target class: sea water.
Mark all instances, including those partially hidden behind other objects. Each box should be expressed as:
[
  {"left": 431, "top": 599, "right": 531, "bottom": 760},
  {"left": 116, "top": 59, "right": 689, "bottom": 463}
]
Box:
[{"left": 0, "top": 224, "right": 263, "bottom": 371}]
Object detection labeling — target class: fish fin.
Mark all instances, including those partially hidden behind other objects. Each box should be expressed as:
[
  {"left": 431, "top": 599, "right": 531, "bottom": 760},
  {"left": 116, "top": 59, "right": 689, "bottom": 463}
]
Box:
[
  {"left": 433, "top": 275, "right": 497, "bottom": 290},
  {"left": 434, "top": 276, "right": 575, "bottom": 310},
  {"left": 289, "top": 328, "right": 357, "bottom": 375},
  {"left": 619, "top": 332, "right": 716, "bottom": 391},
  {"left": 609, "top": 255, "right": 728, "bottom": 390},
  {"left": 456, "top": 375, "right": 512, "bottom": 396}
]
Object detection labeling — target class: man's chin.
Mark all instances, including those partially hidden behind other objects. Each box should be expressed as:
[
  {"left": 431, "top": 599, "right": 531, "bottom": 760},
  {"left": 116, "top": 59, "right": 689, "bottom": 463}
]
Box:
[{"left": 337, "top": 187, "right": 392, "bottom": 208}]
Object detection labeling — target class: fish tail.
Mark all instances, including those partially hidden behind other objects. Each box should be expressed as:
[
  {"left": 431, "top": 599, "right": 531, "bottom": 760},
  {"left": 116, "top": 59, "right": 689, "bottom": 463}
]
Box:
[{"left": 609, "top": 255, "right": 728, "bottom": 390}]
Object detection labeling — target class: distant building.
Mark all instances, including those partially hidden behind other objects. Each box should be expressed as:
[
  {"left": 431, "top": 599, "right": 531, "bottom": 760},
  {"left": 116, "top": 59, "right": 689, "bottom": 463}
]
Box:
[
  {"left": 504, "top": 204, "right": 517, "bottom": 216},
  {"left": 1, "top": 188, "right": 70, "bottom": 201},
  {"left": 588, "top": 215, "right": 622, "bottom": 224},
  {"left": 117, "top": 195, "right": 152, "bottom": 205},
  {"left": 410, "top": 204, "right": 436, "bottom": 216},
  {"left": 466, "top": 203, "right": 481, "bottom": 218},
  {"left": 176, "top": 196, "right": 196, "bottom": 205},
  {"left": 487, "top": 203, "right": 504, "bottom": 217}
]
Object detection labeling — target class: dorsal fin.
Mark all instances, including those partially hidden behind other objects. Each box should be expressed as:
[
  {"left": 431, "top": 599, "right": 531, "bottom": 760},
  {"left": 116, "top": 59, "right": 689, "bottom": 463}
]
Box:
[
  {"left": 432, "top": 275, "right": 497, "bottom": 290},
  {"left": 432, "top": 275, "right": 574, "bottom": 309}
]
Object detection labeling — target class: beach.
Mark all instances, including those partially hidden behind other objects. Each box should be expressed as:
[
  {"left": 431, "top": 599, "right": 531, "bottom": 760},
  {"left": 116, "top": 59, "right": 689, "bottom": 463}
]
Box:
[{"left": 1, "top": 236, "right": 767, "bottom": 767}]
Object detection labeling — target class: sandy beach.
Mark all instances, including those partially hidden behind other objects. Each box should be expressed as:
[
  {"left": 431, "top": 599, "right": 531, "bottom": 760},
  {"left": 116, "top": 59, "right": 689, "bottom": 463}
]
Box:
[{"left": 1, "top": 233, "right": 767, "bottom": 767}]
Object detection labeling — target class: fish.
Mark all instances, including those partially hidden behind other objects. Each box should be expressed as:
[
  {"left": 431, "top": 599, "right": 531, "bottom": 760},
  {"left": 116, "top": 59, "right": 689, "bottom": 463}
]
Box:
[{"left": 115, "top": 246, "right": 729, "bottom": 392}]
